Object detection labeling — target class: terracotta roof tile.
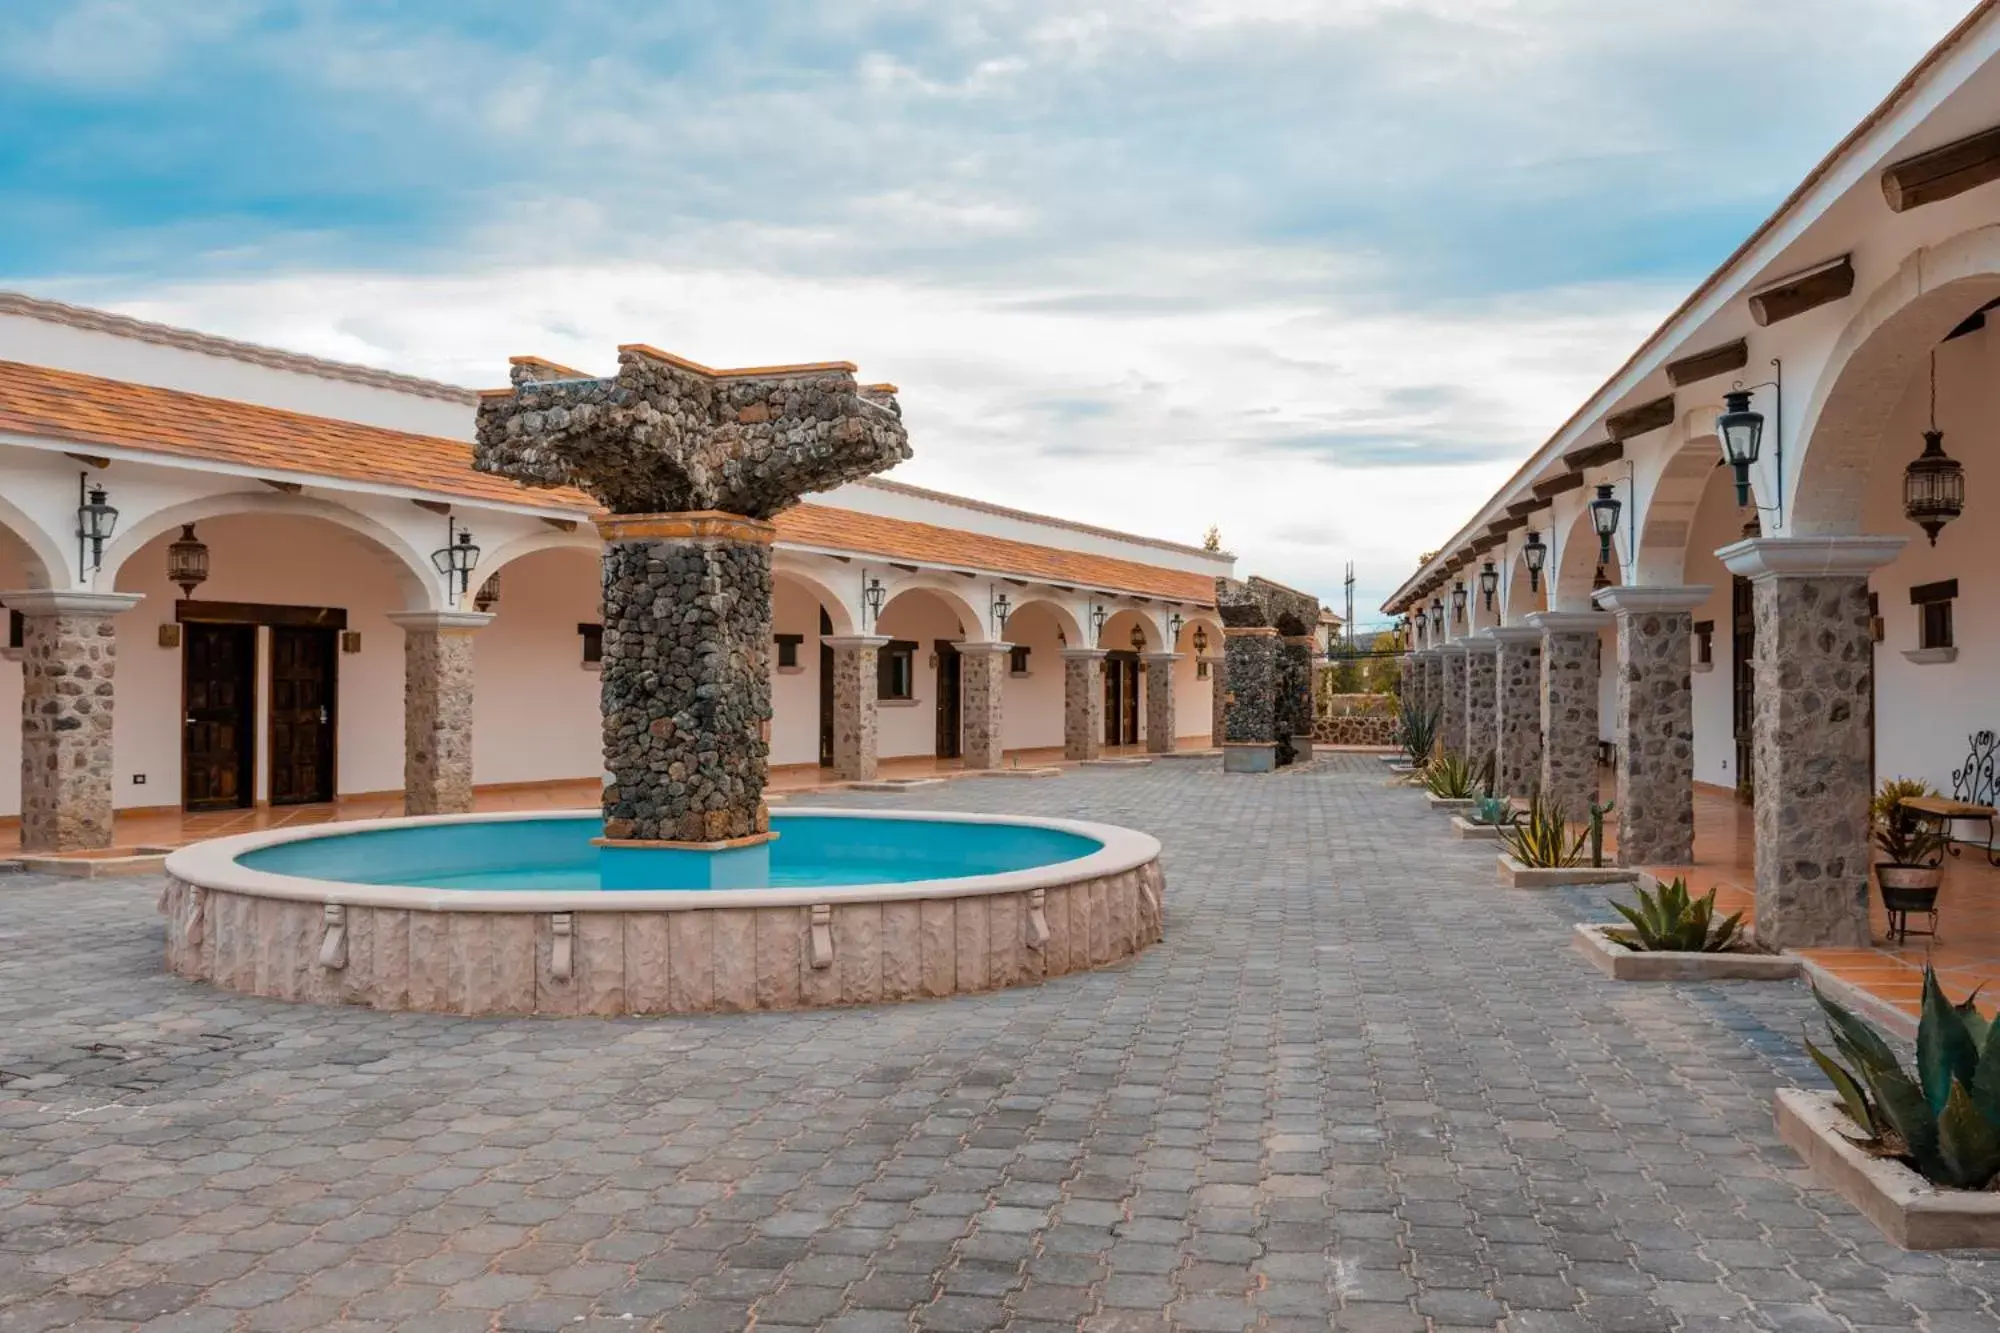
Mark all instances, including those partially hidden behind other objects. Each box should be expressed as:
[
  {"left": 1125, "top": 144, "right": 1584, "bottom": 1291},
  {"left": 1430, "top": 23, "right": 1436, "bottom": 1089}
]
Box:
[
  {"left": 0, "top": 358, "right": 596, "bottom": 511},
  {"left": 774, "top": 503, "right": 1215, "bottom": 604}
]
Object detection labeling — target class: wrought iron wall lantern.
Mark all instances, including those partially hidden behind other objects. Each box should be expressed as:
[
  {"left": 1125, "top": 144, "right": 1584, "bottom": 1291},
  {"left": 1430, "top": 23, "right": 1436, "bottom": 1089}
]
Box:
[
  {"left": 1129, "top": 624, "right": 1146, "bottom": 651},
  {"left": 475, "top": 573, "right": 502, "bottom": 613},
  {"left": 988, "top": 587, "right": 1011, "bottom": 637},
  {"left": 1904, "top": 348, "right": 1964, "bottom": 546},
  {"left": 1714, "top": 359, "right": 1784, "bottom": 525},
  {"left": 861, "top": 573, "right": 886, "bottom": 628},
  {"left": 1588, "top": 484, "right": 1622, "bottom": 568},
  {"left": 167, "top": 523, "right": 208, "bottom": 599},
  {"left": 1478, "top": 561, "right": 1498, "bottom": 612},
  {"left": 1429, "top": 598, "right": 1444, "bottom": 634},
  {"left": 430, "top": 518, "right": 481, "bottom": 602},
  {"left": 76, "top": 473, "right": 118, "bottom": 575},
  {"left": 1450, "top": 582, "right": 1467, "bottom": 625},
  {"left": 1523, "top": 530, "right": 1547, "bottom": 592},
  {"left": 1168, "top": 612, "right": 1184, "bottom": 644},
  {"left": 1192, "top": 624, "right": 1208, "bottom": 655},
  {"left": 1091, "top": 603, "right": 1109, "bottom": 645}
]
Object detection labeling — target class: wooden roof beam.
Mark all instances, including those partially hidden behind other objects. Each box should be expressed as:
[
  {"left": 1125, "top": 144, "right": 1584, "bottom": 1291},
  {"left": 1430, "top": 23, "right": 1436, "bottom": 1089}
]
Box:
[
  {"left": 1607, "top": 395, "right": 1675, "bottom": 442},
  {"left": 1748, "top": 255, "right": 1854, "bottom": 327},
  {"left": 1532, "top": 472, "right": 1586, "bottom": 501},
  {"left": 1883, "top": 125, "right": 2000, "bottom": 212},
  {"left": 1564, "top": 440, "right": 1624, "bottom": 472},
  {"left": 1506, "top": 497, "right": 1547, "bottom": 520},
  {"left": 1666, "top": 338, "right": 1749, "bottom": 387}
]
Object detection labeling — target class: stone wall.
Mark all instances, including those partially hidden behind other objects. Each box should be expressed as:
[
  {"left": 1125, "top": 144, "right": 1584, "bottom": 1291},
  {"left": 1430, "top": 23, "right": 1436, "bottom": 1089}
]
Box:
[
  {"left": 1494, "top": 633, "right": 1542, "bottom": 799},
  {"left": 1613, "top": 607, "right": 1696, "bottom": 866},
  {"left": 600, "top": 521, "right": 773, "bottom": 843},
  {"left": 18, "top": 612, "right": 118, "bottom": 852},
  {"left": 1439, "top": 649, "right": 1467, "bottom": 756},
  {"left": 401, "top": 624, "right": 478, "bottom": 817},
  {"left": 961, "top": 645, "right": 1006, "bottom": 768},
  {"left": 1539, "top": 626, "right": 1600, "bottom": 821},
  {"left": 827, "top": 638, "right": 881, "bottom": 781},
  {"left": 1277, "top": 637, "right": 1315, "bottom": 756},
  {"left": 1464, "top": 645, "right": 1497, "bottom": 777},
  {"left": 1312, "top": 715, "right": 1399, "bottom": 746},
  {"left": 1222, "top": 630, "right": 1279, "bottom": 744},
  {"left": 1062, "top": 651, "right": 1105, "bottom": 761}
]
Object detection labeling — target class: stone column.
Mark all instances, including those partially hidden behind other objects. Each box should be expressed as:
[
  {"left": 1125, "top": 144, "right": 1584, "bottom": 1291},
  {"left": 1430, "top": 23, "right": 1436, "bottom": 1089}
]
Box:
[
  {"left": 1206, "top": 656, "right": 1226, "bottom": 746},
  {"left": 823, "top": 635, "right": 888, "bottom": 781},
  {"left": 1142, "top": 652, "right": 1179, "bottom": 754},
  {"left": 595, "top": 512, "right": 773, "bottom": 844},
  {"left": 959, "top": 641, "right": 1010, "bottom": 769},
  {"left": 1279, "top": 636, "right": 1317, "bottom": 762},
  {"left": 1463, "top": 638, "right": 1498, "bottom": 781},
  {"left": 1528, "top": 612, "right": 1607, "bottom": 823},
  {"left": 1489, "top": 627, "right": 1543, "bottom": 800},
  {"left": 1593, "top": 586, "right": 1711, "bottom": 867},
  {"left": 1222, "top": 627, "right": 1279, "bottom": 773},
  {"left": 387, "top": 609, "right": 492, "bottom": 817},
  {"left": 1437, "top": 644, "right": 1467, "bottom": 757},
  {"left": 1720, "top": 537, "right": 1904, "bottom": 949},
  {"left": 1061, "top": 649, "right": 1106, "bottom": 762},
  {"left": 5, "top": 590, "right": 141, "bottom": 852}
]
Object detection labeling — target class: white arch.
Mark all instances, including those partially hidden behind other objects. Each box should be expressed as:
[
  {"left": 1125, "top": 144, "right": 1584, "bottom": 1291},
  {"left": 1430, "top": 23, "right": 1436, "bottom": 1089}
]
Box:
[
  {"left": 1173, "top": 611, "right": 1223, "bottom": 655},
  {"left": 877, "top": 575, "right": 984, "bottom": 639},
  {"left": 0, "top": 489, "right": 69, "bottom": 590},
  {"left": 1501, "top": 539, "right": 1547, "bottom": 622},
  {"left": 98, "top": 491, "right": 444, "bottom": 610},
  {"left": 480, "top": 527, "right": 601, "bottom": 579},
  {"left": 1794, "top": 225, "right": 2000, "bottom": 536},
  {"left": 772, "top": 562, "right": 859, "bottom": 637},
  {"left": 1099, "top": 606, "right": 1156, "bottom": 652},
  {"left": 1005, "top": 595, "right": 1084, "bottom": 645},
  {"left": 1551, "top": 502, "right": 1614, "bottom": 613}
]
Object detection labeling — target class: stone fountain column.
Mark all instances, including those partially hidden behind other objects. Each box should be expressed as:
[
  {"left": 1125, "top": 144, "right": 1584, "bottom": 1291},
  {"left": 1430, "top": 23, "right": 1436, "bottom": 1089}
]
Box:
[
  {"left": 5, "top": 590, "right": 142, "bottom": 852},
  {"left": 387, "top": 610, "right": 491, "bottom": 817},
  {"left": 959, "top": 641, "right": 1010, "bottom": 769},
  {"left": 1142, "top": 651, "right": 1179, "bottom": 754},
  {"left": 1221, "top": 627, "right": 1278, "bottom": 772},
  {"left": 1720, "top": 537, "right": 1903, "bottom": 949},
  {"left": 823, "top": 635, "right": 888, "bottom": 781},
  {"left": 1061, "top": 649, "right": 1106, "bottom": 761},
  {"left": 1593, "top": 585, "right": 1710, "bottom": 868},
  {"left": 1279, "top": 635, "right": 1317, "bottom": 761}
]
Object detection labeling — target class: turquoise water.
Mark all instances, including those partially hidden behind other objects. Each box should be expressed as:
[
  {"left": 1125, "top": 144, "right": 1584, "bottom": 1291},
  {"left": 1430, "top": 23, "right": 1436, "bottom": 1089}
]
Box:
[{"left": 236, "top": 814, "right": 1102, "bottom": 891}]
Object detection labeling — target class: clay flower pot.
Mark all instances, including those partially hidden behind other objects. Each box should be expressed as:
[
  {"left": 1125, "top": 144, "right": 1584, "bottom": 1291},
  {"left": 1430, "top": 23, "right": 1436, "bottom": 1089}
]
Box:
[{"left": 1876, "top": 862, "right": 1943, "bottom": 914}]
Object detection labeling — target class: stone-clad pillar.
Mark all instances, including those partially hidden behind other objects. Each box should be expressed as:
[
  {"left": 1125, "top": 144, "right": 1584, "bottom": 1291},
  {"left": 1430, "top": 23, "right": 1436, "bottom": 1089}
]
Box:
[
  {"left": 1437, "top": 644, "right": 1467, "bottom": 757},
  {"left": 5, "top": 590, "right": 141, "bottom": 852},
  {"left": 959, "top": 642, "right": 1010, "bottom": 769},
  {"left": 1463, "top": 638, "right": 1497, "bottom": 780},
  {"left": 595, "top": 512, "right": 773, "bottom": 844},
  {"left": 1279, "top": 636, "right": 1316, "bottom": 761},
  {"left": 1720, "top": 537, "right": 1904, "bottom": 949},
  {"left": 1222, "top": 627, "right": 1279, "bottom": 773},
  {"left": 1206, "top": 655, "right": 1226, "bottom": 746},
  {"left": 1593, "top": 586, "right": 1710, "bottom": 867},
  {"left": 1528, "top": 612, "right": 1606, "bottom": 823},
  {"left": 388, "top": 610, "right": 493, "bottom": 817},
  {"left": 1490, "top": 627, "right": 1543, "bottom": 800},
  {"left": 1142, "top": 652, "right": 1179, "bottom": 754},
  {"left": 1061, "top": 649, "right": 1106, "bottom": 762},
  {"left": 824, "top": 635, "right": 888, "bottom": 781}
]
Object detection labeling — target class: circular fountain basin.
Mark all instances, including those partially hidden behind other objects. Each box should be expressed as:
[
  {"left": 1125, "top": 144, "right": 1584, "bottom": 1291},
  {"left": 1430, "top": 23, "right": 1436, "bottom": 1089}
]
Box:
[{"left": 160, "top": 809, "right": 1165, "bottom": 1016}]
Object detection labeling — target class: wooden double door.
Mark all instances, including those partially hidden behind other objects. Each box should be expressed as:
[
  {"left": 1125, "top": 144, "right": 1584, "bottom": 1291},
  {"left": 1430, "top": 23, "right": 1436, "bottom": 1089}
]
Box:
[
  {"left": 1103, "top": 652, "right": 1141, "bottom": 747},
  {"left": 182, "top": 610, "right": 339, "bottom": 811}
]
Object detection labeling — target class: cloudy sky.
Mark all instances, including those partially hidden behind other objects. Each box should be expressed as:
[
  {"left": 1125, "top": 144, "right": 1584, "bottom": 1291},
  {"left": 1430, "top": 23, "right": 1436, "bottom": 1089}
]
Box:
[{"left": 0, "top": 0, "right": 1970, "bottom": 621}]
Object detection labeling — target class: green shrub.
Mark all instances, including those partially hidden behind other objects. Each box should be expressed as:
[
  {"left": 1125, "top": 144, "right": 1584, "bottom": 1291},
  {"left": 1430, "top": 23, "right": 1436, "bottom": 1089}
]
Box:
[
  {"left": 1397, "top": 697, "right": 1440, "bottom": 765},
  {"left": 1604, "top": 877, "right": 1743, "bottom": 953},
  {"left": 1805, "top": 968, "right": 2000, "bottom": 1191},
  {"left": 1500, "top": 789, "right": 1585, "bottom": 868},
  {"left": 1423, "top": 751, "right": 1477, "bottom": 800}
]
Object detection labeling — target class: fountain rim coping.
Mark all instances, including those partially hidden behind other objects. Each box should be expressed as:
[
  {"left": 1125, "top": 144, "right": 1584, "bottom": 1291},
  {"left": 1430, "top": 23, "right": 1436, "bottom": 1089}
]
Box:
[{"left": 163, "top": 807, "right": 1163, "bottom": 914}]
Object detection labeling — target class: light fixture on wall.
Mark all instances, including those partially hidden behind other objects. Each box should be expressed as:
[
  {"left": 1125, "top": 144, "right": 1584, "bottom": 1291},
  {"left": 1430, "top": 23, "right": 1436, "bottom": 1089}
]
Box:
[
  {"left": 430, "top": 517, "right": 481, "bottom": 602},
  {"left": 1523, "top": 530, "right": 1547, "bottom": 592},
  {"left": 1168, "top": 612, "right": 1184, "bottom": 644},
  {"left": 1904, "top": 348, "right": 1964, "bottom": 546},
  {"left": 1592, "top": 564, "right": 1612, "bottom": 593},
  {"left": 474, "top": 573, "right": 501, "bottom": 613},
  {"left": 861, "top": 573, "right": 886, "bottom": 628},
  {"left": 1717, "top": 389, "right": 1762, "bottom": 508},
  {"left": 1450, "top": 581, "right": 1467, "bottom": 625},
  {"left": 1129, "top": 624, "right": 1146, "bottom": 651},
  {"left": 75, "top": 473, "right": 118, "bottom": 575},
  {"left": 1192, "top": 624, "right": 1208, "bottom": 655},
  {"left": 1478, "top": 561, "right": 1498, "bottom": 612},
  {"left": 1589, "top": 484, "right": 1621, "bottom": 567},
  {"left": 166, "top": 523, "right": 208, "bottom": 599},
  {"left": 1429, "top": 597, "right": 1444, "bottom": 635},
  {"left": 1091, "top": 603, "right": 1108, "bottom": 645},
  {"left": 988, "top": 587, "right": 1011, "bottom": 637}
]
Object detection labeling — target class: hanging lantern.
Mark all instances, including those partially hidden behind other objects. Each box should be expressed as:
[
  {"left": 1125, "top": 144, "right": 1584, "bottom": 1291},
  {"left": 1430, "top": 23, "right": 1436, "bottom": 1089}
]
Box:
[
  {"left": 1716, "top": 389, "right": 1763, "bottom": 509},
  {"left": 429, "top": 519, "right": 481, "bottom": 600},
  {"left": 75, "top": 475, "right": 119, "bottom": 573},
  {"left": 1904, "top": 429, "right": 1964, "bottom": 546},
  {"left": 1450, "top": 581, "right": 1467, "bottom": 624},
  {"left": 166, "top": 523, "right": 209, "bottom": 599},
  {"left": 1129, "top": 624, "right": 1146, "bottom": 652},
  {"left": 1168, "top": 611, "right": 1184, "bottom": 643},
  {"left": 1589, "top": 483, "right": 1621, "bottom": 566},
  {"left": 1091, "top": 604, "right": 1109, "bottom": 644},
  {"left": 862, "top": 574, "right": 887, "bottom": 624},
  {"left": 474, "top": 573, "right": 501, "bottom": 613},
  {"left": 1430, "top": 597, "right": 1444, "bottom": 634},
  {"left": 1192, "top": 624, "right": 1209, "bottom": 655},
  {"left": 1477, "top": 561, "right": 1499, "bottom": 611},
  {"left": 1523, "top": 530, "right": 1547, "bottom": 592}
]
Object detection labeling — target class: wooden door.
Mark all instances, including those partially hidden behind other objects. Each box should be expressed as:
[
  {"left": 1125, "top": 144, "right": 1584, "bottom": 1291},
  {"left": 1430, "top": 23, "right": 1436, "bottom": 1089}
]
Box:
[
  {"left": 183, "top": 623, "right": 256, "bottom": 811},
  {"left": 1103, "top": 654, "right": 1140, "bottom": 746},
  {"left": 1731, "top": 575, "right": 1755, "bottom": 805},
  {"left": 934, "top": 640, "right": 962, "bottom": 758},
  {"left": 269, "top": 626, "right": 337, "bottom": 805}
]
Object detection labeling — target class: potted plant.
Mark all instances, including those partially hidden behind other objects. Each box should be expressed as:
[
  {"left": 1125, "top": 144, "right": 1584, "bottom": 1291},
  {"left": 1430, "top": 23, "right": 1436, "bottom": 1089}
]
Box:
[{"left": 1873, "top": 781, "right": 1946, "bottom": 918}]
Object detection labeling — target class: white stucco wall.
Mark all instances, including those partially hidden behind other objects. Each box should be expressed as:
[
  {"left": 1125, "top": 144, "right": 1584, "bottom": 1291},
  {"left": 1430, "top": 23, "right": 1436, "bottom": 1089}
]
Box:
[
  {"left": 770, "top": 577, "right": 829, "bottom": 769},
  {"left": 1684, "top": 468, "right": 1745, "bottom": 792},
  {"left": 1000, "top": 602, "right": 1068, "bottom": 752},
  {"left": 472, "top": 548, "right": 602, "bottom": 788},
  {"left": 874, "top": 590, "right": 966, "bottom": 760}
]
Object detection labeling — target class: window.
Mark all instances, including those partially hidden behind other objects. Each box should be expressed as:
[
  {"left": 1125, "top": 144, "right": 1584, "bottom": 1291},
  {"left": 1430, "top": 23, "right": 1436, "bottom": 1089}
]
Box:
[
  {"left": 577, "top": 622, "right": 604, "bottom": 665},
  {"left": 6, "top": 609, "right": 20, "bottom": 650},
  {"left": 1009, "top": 645, "right": 1031, "bottom": 676},
  {"left": 878, "top": 640, "right": 916, "bottom": 700},
  {"left": 1692, "top": 620, "right": 1714, "bottom": 668},
  {"left": 775, "top": 634, "right": 803, "bottom": 670},
  {"left": 1911, "top": 580, "right": 1957, "bottom": 651}
]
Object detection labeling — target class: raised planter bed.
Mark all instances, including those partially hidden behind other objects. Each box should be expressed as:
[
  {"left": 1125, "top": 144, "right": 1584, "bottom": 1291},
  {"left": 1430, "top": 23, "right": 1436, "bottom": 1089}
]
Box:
[
  {"left": 1425, "top": 794, "right": 1477, "bottom": 811},
  {"left": 1571, "top": 923, "right": 1799, "bottom": 981},
  {"left": 1776, "top": 1089, "right": 2000, "bottom": 1250},
  {"left": 1496, "top": 854, "right": 1640, "bottom": 889},
  {"left": 1448, "top": 816, "right": 1505, "bottom": 841}
]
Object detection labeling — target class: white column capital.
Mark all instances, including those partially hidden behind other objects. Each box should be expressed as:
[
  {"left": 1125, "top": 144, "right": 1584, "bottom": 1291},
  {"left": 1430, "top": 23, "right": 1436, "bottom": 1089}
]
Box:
[
  {"left": 1060, "top": 648, "right": 1109, "bottom": 661},
  {"left": 1484, "top": 626, "right": 1543, "bottom": 645},
  {"left": 956, "top": 640, "right": 1014, "bottom": 656},
  {"left": 822, "top": 635, "right": 891, "bottom": 651},
  {"left": 1140, "top": 651, "right": 1181, "bottom": 664},
  {"left": 1434, "top": 640, "right": 1468, "bottom": 655},
  {"left": 0, "top": 590, "right": 143, "bottom": 618},
  {"left": 1592, "top": 585, "right": 1713, "bottom": 615},
  {"left": 1525, "top": 611, "right": 1610, "bottom": 634},
  {"left": 1717, "top": 536, "right": 1908, "bottom": 581},
  {"left": 1460, "top": 636, "right": 1498, "bottom": 653},
  {"left": 387, "top": 610, "right": 494, "bottom": 633}
]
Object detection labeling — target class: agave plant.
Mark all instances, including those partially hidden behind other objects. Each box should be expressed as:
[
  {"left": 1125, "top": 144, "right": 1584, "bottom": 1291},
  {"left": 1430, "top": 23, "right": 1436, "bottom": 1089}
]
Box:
[
  {"left": 1500, "top": 789, "right": 1586, "bottom": 868},
  {"left": 1423, "top": 751, "right": 1478, "bottom": 800},
  {"left": 1471, "top": 795, "right": 1516, "bottom": 827},
  {"left": 1604, "top": 877, "right": 1744, "bottom": 953},
  {"left": 1397, "top": 698, "right": 1441, "bottom": 765},
  {"left": 1805, "top": 968, "right": 2000, "bottom": 1191}
]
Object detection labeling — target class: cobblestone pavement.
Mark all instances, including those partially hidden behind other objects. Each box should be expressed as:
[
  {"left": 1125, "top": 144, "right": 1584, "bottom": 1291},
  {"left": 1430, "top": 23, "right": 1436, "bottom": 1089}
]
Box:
[{"left": 3, "top": 755, "right": 1997, "bottom": 1333}]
